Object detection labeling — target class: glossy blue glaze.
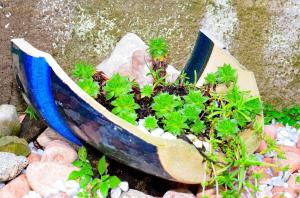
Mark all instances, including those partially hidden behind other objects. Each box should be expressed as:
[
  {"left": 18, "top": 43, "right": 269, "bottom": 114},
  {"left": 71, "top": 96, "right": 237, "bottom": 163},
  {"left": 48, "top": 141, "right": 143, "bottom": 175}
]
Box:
[
  {"left": 12, "top": 45, "right": 82, "bottom": 145},
  {"left": 183, "top": 31, "right": 214, "bottom": 83}
]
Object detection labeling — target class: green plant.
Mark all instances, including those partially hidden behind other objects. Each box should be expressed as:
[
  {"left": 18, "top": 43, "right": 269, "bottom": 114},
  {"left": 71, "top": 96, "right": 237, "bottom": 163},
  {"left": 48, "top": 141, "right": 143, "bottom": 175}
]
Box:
[
  {"left": 69, "top": 147, "right": 121, "bottom": 198},
  {"left": 148, "top": 37, "right": 168, "bottom": 61},
  {"left": 216, "top": 119, "right": 239, "bottom": 138},
  {"left": 151, "top": 93, "right": 182, "bottom": 118},
  {"left": 103, "top": 73, "right": 132, "bottom": 100},
  {"left": 77, "top": 78, "right": 100, "bottom": 98},
  {"left": 264, "top": 104, "right": 300, "bottom": 128},
  {"left": 143, "top": 116, "right": 158, "bottom": 130},
  {"left": 205, "top": 64, "right": 237, "bottom": 86},
  {"left": 141, "top": 85, "right": 153, "bottom": 98},
  {"left": 25, "top": 105, "right": 38, "bottom": 120},
  {"left": 72, "top": 62, "right": 99, "bottom": 98},
  {"left": 190, "top": 120, "right": 206, "bottom": 135},
  {"left": 163, "top": 112, "right": 188, "bottom": 135},
  {"left": 204, "top": 73, "right": 217, "bottom": 86},
  {"left": 111, "top": 94, "right": 140, "bottom": 125},
  {"left": 184, "top": 90, "right": 208, "bottom": 109}
]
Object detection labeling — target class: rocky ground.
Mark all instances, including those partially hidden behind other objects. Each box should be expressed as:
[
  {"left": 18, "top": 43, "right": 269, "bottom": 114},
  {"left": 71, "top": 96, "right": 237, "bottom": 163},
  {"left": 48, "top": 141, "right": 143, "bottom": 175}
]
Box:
[{"left": 0, "top": 0, "right": 299, "bottom": 111}]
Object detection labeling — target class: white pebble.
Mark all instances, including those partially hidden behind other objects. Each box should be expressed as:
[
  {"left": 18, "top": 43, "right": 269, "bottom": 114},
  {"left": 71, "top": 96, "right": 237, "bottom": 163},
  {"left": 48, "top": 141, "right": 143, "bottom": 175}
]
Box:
[
  {"left": 119, "top": 181, "right": 129, "bottom": 192},
  {"left": 255, "top": 153, "right": 264, "bottom": 162},
  {"left": 186, "top": 134, "right": 197, "bottom": 142},
  {"left": 161, "top": 132, "right": 176, "bottom": 140},
  {"left": 277, "top": 139, "right": 296, "bottom": 147},
  {"left": 150, "top": 128, "right": 164, "bottom": 137},
  {"left": 45, "top": 188, "right": 59, "bottom": 197},
  {"left": 138, "top": 119, "right": 145, "bottom": 126},
  {"left": 66, "top": 188, "right": 79, "bottom": 197},
  {"left": 32, "top": 149, "right": 44, "bottom": 155},
  {"left": 0, "top": 182, "right": 5, "bottom": 189},
  {"left": 193, "top": 140, "right": 202, "bottom": 148},
  {"left": 137, "top": 125, "right": 149, "bottom": 133},
  {"left": 110, "top": 187, "right": 122, "bottom": 198},
  {"left": 278, "top": 130, "right": 289, "bottom": 137},
  {"left": 65, "top": 180, "right": 80, "bottom": 190},
  {"left": 283, "top": 192, "right": 293, "bottom": 198},
  {"left": 27, "top": 191, "right": 42, "bottom": 198},
  {"left": 28, "top": 142, "right": 35, "bottom": 150}
]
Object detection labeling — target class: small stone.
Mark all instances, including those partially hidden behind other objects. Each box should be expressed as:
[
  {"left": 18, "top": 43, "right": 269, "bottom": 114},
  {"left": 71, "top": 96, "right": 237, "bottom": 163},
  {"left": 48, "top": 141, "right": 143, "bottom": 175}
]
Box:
[
  {"left": 163, "top": 190, "right": 196, "bottom": 198},
  {"left": 161, "top": 132, "right": 176, "bottom": 140},
  {"left": 0, "top": 152, "right": 28, "bottom": 181},
  {"left": 272, "top": 187, "right": 296, "bottom": 198},
  {"left": 119, "top": 181, "right": 129, "bottom": 192},
  {"left": 150, "top": 128, "right": 164, "bottom": 137},
  {"left": 137, "top": 125, "right": 149, "bottom": 133},
  {"left": 186, "top": 134, "right": 197, "bottom": 142},
  {"left": 66, "top": 188, "right": 79, "bottom": 196},
  {"left": 0, "top": 174, "right": 30, "bottom": 197},
  {"left": 36, "top": 127, "right": 73, "bottom": 148},
  {"left": 138, "top": 119, "right": 145, "bottom": 126},
  {"left": 277, "top": 139, "right": 296, "bottom": 147},
  {"left": 193, "top": 140, "right": 202, "bottom": 148},
  {"left": 0, "top": 182, "right": 4, "bottom": 189},
  {"left": 279, "top": 151, "right": 300, "bottom": 173},
  {"left": 196, "top": 188, "right": 216, "bottom": 198},
  {"left": 26, "top": 162, "right": 77, "bottom": 197},
  {"left": 255, "top": 153, "right": 264, "bottom": 162},
  {"left": 65, "top": 180, "right": 80, "bottom": 190},
  {"left": 111, "top": 187, "right": 122, "bottom": 198},
  {"left": 41, "top": 140, "right": 77, "bottom": 164},
  {"left": 27, "top": 153, "right": 42, "bottom": 164},
  {"left": 264, "top": 125, "right": 278, "bottom": 139},
  {"left": 0, "top": 136, "right": 30, "bottom": 156},
  {"left": 121, "top": 189, "right": 154, "bottom": 198},
  {"left": 0, "top": 104, "right": 20, "bottom": 138},
  {"left": 24, "top": 191, "right": 42, "bottom": 198}
]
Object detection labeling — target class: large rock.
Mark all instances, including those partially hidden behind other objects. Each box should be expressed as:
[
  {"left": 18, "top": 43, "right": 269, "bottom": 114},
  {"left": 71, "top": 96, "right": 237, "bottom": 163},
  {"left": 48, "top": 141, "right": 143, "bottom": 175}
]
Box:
[
  {"left": 37, "top": 127, "right": 75, "bottom": 148},
  {"left": 41, "top": 140, "right": 77, "bottom": 164},
  {"left": 19, "top": 114, "right": 47, "bottom": 142},
  {"left": 0, "top": 174, "right": 30, "bottom": 197},
  {"left": 96, "top": 33, "right": 180, "bottom": 87},
  {"left": 0, "top": 136, "right": 30, "bottom": 156},
  {"left": 0, "top": 104, "right": 20, "bottom": 138},
  {"left": 26, "top": 162, "right": 77, "bottom": 197},
  {"left": 0, "top": 152, "right": 28, "bottom": 181},
  {"left": 121, "top": 189, "right": 154, "bottom": 198}
]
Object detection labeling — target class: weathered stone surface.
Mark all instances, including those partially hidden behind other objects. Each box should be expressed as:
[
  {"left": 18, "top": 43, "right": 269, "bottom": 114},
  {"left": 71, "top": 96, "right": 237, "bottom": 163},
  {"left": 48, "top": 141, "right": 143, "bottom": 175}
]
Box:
[
  {"left": 41, "top": 140, "right": 77, "bottom": 164},
  {"left": 0, "top": 174, "right": 31, "bottom": 197},
  {"left": 0, "top": 152, "right": 28, "bottom": 181},
  {"left": 26, "top": 162, "right": 77, "bottom": 197},
  {"left": 0, "top": 104, "right": 20, "bottom": 138},
  {"left": 27, "top": 153, "right": 42, "bottom": 164},
  {"left": 121, "top": 189, "right": 154, "bottom": 198},
  {"left": 19, "top": 114, "right": 47, "bottom": 142},
  {"left": 0, "top": 136, "right": 30, "bottom": 156}
]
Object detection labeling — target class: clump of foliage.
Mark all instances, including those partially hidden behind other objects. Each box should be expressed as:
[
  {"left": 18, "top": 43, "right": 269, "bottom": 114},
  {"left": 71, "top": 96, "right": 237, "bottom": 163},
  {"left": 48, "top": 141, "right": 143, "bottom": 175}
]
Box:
[
  {"left": 264, "top": 104, "right": 300, "bottom": 128},
  {"left": 25, "top": 105, "right": 38, "bottom": 120},
  {"left": 72, "top": 62, "right": 99, "bottom": 98},
  {"left": 69, "top": 147, "right": 121, "bottom": 198},
  {"left": 144, "top": 116, "right": 158, "bottom": 130}
]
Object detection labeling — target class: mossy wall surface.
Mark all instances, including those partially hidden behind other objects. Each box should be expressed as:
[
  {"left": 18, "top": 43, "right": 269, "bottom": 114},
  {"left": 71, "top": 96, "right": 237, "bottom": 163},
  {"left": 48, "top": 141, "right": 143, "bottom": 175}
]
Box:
[{"left": 0, "top": 0, "right": 299, "bottom": 109}]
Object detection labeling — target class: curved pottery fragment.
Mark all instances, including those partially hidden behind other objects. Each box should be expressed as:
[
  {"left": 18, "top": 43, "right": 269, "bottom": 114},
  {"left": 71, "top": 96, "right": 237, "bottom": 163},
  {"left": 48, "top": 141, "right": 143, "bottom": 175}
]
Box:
[{"left": 11, "top": 31, "right": 262, "bottom": 184}]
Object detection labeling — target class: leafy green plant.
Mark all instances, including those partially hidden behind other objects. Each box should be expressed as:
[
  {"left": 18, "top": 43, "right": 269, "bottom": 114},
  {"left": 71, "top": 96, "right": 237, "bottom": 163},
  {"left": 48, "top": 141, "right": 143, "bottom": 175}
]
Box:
[
  {"left": 184, "top": 90, "right": 208, "bottom": 109},
  {"left": 103, "top": 73, "right": 132, "bottom": 100},
  {"left": 264, "top": 104, "right": 300, "bottom": 128},
  {"left": 77, "top": 78, "right": 100, "bottom": 98},
  {"left": 205, "top": 64, "right": 237, "bottom": 86},
  {"left": 163, "top": 112, "right": 188, "bottom": 135},
  {"left": 204, "top": 73, "right": 217, "bottom": 86},
  {"left": 148, "top": 37, "right": 168, "bottom": 61},
  {"left": 111, "top": 94, "right": 140, "bottom": 125},
  {"left": 69, "top": 147, "right": 121, "bottom": 198},
  {"left": 190, "top": 120, "right": 206, "bottom": 135},
  {"left": 215, "top": 118, "right": 239, "bottom": 138},
  {"left": 72, "top": 62, "right": 96, "bottom": 79},
  {"left": 143, "top": 116, "right": 158, "bottom": 130},
  {"left": 141, "top": 85, "right": 153, "bottom": 98},
  {"left": 25, "top": 105, "right": 38, "bottom": 120},
  {"left": 151, "top": 93, "right": 182, "bottom": 118}
]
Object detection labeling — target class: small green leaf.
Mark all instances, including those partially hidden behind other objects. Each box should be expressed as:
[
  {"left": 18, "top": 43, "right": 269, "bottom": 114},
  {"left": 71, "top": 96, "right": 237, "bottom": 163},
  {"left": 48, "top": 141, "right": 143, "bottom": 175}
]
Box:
[
  {"left": 68, "top": 170, "right": 82, "bottom": 180},
  {"left": 78, "top": 147, "right": 87, "bottom": 161},
  {"left": 80, "top": 175, "right": 91, "bottom": 189},
  {"left": 204, "top": 73, "right": 217, "bottom": 85},
  {"left": 98, "top": 156, "right": 107, "bottom": 176},
  {"left": 144, "top": 116, "right": 158, "bottom": 130},
  {"left": 72, "top": 62, "right": 96, "bottom": 79},
  {"left": 72, "top": 160, "right": 83, "bottom": 167},
  {"left": 216, "top": 119, "right": 239, "bottom": 138},
  {"left": 191, "top": 120, "right": 206, "bottom": 135},
  {"left": 100, "top": 181, "right": 109, "bottom": 198},
  {"left": 25, "top": 106, "right": 38, "bottom": 120},
  {"left": 163, "top": 112, "right": 188, "bottom": 135},
  {"left": 103, "top": 73, "right": 132, "bottom": 100},
  {"left": 141, "top": 85, "right": 153, "bottom": 98},
  {"left": 109, "top": 176, "right": 121, "bottom": 188}
]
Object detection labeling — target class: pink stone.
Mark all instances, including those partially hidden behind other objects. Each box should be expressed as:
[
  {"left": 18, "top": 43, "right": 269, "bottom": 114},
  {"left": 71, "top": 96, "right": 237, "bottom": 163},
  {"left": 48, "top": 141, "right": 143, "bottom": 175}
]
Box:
[
  {"left": 287, "top": 173, "right": 300, "bottom": 193},
  {"left": 256, "top": 140, "right": 267, "bottom": 153},
  {"left": 26, "top": 162, "right": 77, "bottom": 197},
  {"left": 37, "top": 128, "right": 73, "bottom": 148},
  {"left": 264, "top": 125, "right": 279, "bottom": 139},
  {"left": 163, "top": 190, "right": 196, "bottom": 198},
  {"left": 0, "top": 174, "right": 30, "bottom": 198},
  {"left": 279, "top": 151, "right": 300, "bottom": 173},
  {"left": 27, "top": 153, "right": 41, "bottom": 164},
  {"left": 272, "top": 187, "right": 297, "bottom": 198},
  {"left": 41, "top": 140, "right": 77, "bottom": 164}
]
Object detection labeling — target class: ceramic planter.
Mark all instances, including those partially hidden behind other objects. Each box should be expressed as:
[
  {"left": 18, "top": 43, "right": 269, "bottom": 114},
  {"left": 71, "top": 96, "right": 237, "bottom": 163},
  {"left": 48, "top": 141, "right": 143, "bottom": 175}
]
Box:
[{"left": 11, "top": 31, "right": 262, "bottom": 184}]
